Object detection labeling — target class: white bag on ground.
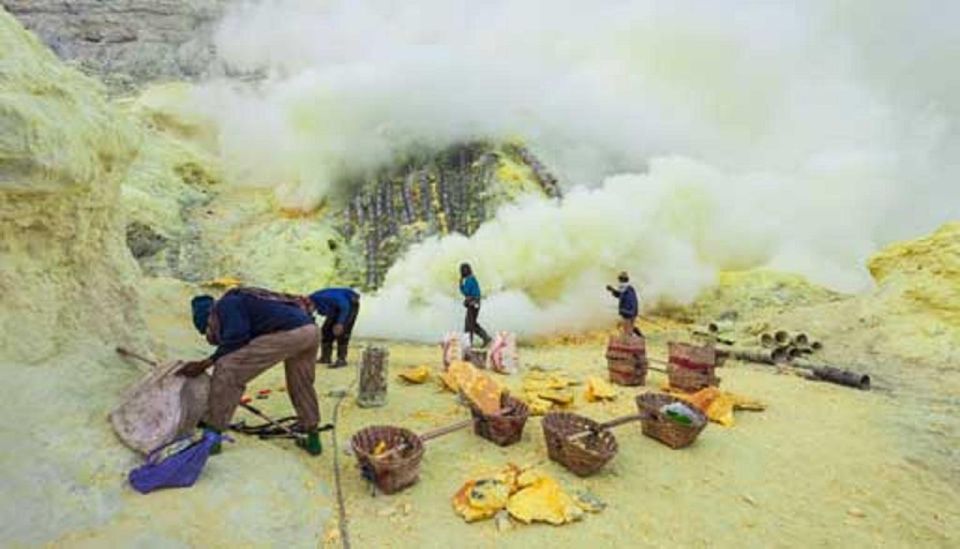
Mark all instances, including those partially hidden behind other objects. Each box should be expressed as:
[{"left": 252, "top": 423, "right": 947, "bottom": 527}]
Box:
[
  {"left": 109, "top": 361, "right": 210, "bottom": 454},
  {"left": 441, "top": 332, "right": 473, "bottom": 369},
  {"left": 488, "top": 331, "right": 519, "bottom": 374}
]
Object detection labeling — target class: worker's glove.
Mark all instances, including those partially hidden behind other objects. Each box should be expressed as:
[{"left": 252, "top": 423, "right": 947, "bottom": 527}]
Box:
[
  {"left": 177, "top": 359, "right": 210, "bottom": 377},
  {"left": 605, "top": 285, "right": 615, "bottom": 293},
  {"left": 333, "top": 323, "right": 345, "bottom": 337}
]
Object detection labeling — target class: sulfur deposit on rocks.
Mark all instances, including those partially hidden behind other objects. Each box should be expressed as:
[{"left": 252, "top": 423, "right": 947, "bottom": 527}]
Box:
[
  {"left": 868, "top": 221, "right": 960, "bottom": 326},
  {"left": 0, "top": 11, "right": 330, "bottom": 546},
  {"left": 0, "top": 8, "right": 147, "bottom": 362}
]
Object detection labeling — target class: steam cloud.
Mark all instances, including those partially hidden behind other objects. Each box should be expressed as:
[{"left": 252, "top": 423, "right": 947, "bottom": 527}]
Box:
[{"left": 194, "top": 0, "right": 960, "bottom": 339}]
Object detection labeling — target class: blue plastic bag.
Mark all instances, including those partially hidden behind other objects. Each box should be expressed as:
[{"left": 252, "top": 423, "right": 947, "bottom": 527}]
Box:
[{"left": 128, "top": 430, "right": 221, "bottom": 494}]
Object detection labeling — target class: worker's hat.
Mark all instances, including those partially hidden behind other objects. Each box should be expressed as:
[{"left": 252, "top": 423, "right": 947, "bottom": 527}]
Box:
[{"left": 617, "top": 271, "right": 629, "bottom": 281}]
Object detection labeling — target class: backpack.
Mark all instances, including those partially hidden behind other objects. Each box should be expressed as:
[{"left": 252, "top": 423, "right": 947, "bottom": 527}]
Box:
[{"left": 206, "top": 286, "right": 314, "bottom": 345}]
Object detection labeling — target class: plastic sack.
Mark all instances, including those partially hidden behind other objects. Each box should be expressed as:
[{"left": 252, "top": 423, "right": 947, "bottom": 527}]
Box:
[
  {"left": 442, "top": 332, "right": 471, "bottom": 369},
  {"left": 488, "top": 332, "right": 518, "bottom": 374},
  {"left": 110, "top": 360, "right": 210, "bottom": 455},
  {"left": 128, "top": 430, "right": 221, "bottom": 494}
]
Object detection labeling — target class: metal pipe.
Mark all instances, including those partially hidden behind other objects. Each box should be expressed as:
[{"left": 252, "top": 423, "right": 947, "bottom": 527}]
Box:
[
  {"left": 792, "top": 359, "right": 871, "bottom": 390},
  {"left": 774, "top": 330, "right": 790, "bottom": 345}
]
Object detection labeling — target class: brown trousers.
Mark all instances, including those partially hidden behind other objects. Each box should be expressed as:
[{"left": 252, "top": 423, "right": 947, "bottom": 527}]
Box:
[{"left": 206, "top": 324, "right": 320, "bottom": 431}]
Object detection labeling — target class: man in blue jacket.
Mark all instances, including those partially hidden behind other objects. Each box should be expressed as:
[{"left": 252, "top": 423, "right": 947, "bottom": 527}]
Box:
[
  {"left": 179, "top": 287, "right": 322, "bottom": 455},
  {"left": 606, "top": 271, "right": 643, "bottom": 337},
  {"left": 308, "top": 288, "right": 361, "bottom": 368}
]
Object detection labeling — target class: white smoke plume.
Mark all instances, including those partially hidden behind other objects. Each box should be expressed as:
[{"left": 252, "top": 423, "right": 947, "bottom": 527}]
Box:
[{"left": 193, "top": 0, "right": 960, "bottom": 339}]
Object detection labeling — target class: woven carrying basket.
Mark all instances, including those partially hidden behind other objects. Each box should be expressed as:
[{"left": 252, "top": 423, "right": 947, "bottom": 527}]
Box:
[
  {"left": 350, "top": 425, "right": 425, "bottom": 494},
  {"left": 606, "top": 334, "right": 648, "bottom": 385},
  {"left": 464, "top": 348, "right": 488, "bottom": 369},
  {"left": 608, "top": 358, "right": 648, "bottom": 386},
  {"left": 636, "top": 393, "right": 707, "bottom": 449},
  {"left": 470, "top": 393, "right": 530, "bottom": 446},
  {"left": 542, "top": 412, "right": 618, "bottom": 476},
  {"left": 667, "top": 342, "right": 720, "bottom": 391}
]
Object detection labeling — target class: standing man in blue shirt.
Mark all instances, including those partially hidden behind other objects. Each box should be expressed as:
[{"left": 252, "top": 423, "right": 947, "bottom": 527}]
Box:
[
  {"left": 459, "top": 262, "right": 491, "bottom": 347},
  {"left": 606, "top": 271, "right": 644, "bottom": 338},
  {"left": 308, "top": 288, "right": 361, "bottom": 368},
  {"left": 179, "top": 287, "right": 322, "bottom": 455}
]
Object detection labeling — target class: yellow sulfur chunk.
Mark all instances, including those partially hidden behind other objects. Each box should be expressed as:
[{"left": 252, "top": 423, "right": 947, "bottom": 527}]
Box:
[
  {"left": 452, "top": 464, "right": 522, "bottom": 523},
  {"left": 506, "top": 472, "right": 584, "bottom": 525},
  {"left": 203, "top": 276, "right": 243, "bottom": 288},
  {"left": 536, "top": 388, "right": 574, "bottom": 405},
  {"left": 398, "top": 365, "right": 431, "bottom": 384},
  {"left": 584, "top": 377, "right": 617, "bottom": 402}
]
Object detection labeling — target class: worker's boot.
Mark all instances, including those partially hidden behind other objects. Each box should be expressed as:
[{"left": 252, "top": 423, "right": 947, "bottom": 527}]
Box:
[
  {"left": 297, "top": 429, "right": 322, "bottom": 456},
  {"left": 332, "top": 344, "right": 348, "bottom": 368},
  {"left": 317, "top": 342, "right": 333, "bottom": 365},
  {"left": 203, "top": 426, "right": 223, "bottom": 455}
]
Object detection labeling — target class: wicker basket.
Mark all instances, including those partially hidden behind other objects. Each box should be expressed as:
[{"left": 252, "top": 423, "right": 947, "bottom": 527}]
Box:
[
  {"left": 667, "top": 342, "right": 720, "bottom": 391},
  {"left": 607, "top": 358, "right": 647, "bottom": 386},
  {"left": 542, "top": 412, "right": 618, "bottom": 476},
  {"left": 606, "top": 334, "right": 648, "bottom": 386},
  {"left": 464, "top": 348, "right": 488, "bottom": 369},
  {"left": 636, "top": 393, "right": 707, "bottom": 449},
  {"left": 470, "top": 393, "right": 530, "bottom": 446},
  {"left": 350, "top": 425, "right": 425, "bottom": 494}
]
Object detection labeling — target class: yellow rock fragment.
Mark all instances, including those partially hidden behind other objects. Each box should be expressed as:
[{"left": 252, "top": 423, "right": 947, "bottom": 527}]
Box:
[
  {"left": 203, "top": 276, "right": 242, "bottom": 288},
  {"left": 462, "top": 371, "right": 505, "bottom": 415},
  {"left": 398, "top": 365, "right": 431, "bottom": 384},
  {"left": 584, "top": 376, "right": 617, "bottom": 402},
  {"left": 536, "top": 388, "right": 574, "bottom": 405},
  {"left": 441, "top": 361, "right": 504, "bottom": 414},
  {"left": 670, "top": 387, "right": 765, "bottom": 427},
  {"left": 524, "top": 395, "right": 553, "bottom": 416},
  {"left": 506, "top": 471, "right": 584, "bottom": 525},
  {"left": 440, "top": 361, "right": 477, "bottom": 393},
  {"left": 452, "top": 464, "right": 522, "bottom": 523}
]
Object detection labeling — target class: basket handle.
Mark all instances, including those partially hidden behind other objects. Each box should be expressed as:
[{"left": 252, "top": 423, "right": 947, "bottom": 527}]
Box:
[
  {"left": 419, "top": 418, "right": 473, "bottom": 442},
  {"left": 566, "top": 413, "right": 645, "bottom": 442},
  {"left": 372, "top": 418, "right": 472, "bottom": 462}
]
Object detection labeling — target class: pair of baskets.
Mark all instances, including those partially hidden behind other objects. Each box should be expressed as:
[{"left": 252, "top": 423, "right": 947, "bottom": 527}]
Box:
[
  {"left": 542, "top": 392, "right": 708, "bottom": 476},
  {"left": 351, "top": 395, "right": 531, "bottom": 494}
]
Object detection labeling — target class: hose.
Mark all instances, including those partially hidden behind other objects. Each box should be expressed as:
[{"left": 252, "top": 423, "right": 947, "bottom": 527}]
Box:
[{"left": 327, "top": 383, "right": 354, "bottom": 549}]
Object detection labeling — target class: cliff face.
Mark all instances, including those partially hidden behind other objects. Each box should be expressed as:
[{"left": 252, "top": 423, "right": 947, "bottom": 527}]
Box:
[
  {"left": 334, "top": 142, "right": 561, "bottom": 290},
  {"left": 2, "top": 0, "right": 229, "bottom": 92},
  {"left": 0, "top": 8, "right": 148, "bottom": 362}
]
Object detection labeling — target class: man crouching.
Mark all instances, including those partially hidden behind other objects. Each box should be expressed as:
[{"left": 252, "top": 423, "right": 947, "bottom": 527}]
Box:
[{"left": 178, "top": 287, "right": 322, "bottom": 455}]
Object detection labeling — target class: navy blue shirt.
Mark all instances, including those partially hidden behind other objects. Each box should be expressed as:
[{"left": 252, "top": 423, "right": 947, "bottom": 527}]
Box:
[
  {"left": 610, "top": 284, "right": 639, "bottom": 318},
  {"left": 209, "top": 292, "right": 314, "bottom": 361},
  {"left": 309, "top": 288, "right": 359, "bottom": 324}
]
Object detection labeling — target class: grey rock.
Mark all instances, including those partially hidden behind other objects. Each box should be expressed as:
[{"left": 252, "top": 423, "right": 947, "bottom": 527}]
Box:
[{"left": 3, "top": 0, "right": 232, "bottom": 92}]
